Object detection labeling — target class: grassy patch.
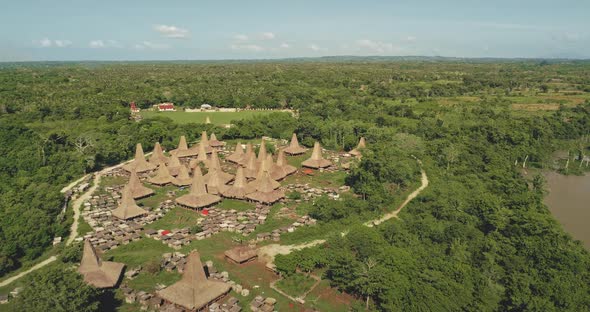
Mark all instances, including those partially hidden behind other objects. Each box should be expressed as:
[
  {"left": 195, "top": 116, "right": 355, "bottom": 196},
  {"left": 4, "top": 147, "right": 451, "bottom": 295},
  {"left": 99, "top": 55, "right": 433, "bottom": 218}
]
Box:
[
  {"left": 140, "top": 110, "right": 287, "bottom": 125},
  {"left": 136, "top": 184, "right": 178, "bottom": 209},
  {"left": 217, "top": 199, "right": 255, "bottom": 212},
  {"left": 105, "top": 239, "right": 173, "bottom": 268},
  {"left": 100, "top": 176, "right": 127, "bottom": 188},
  {"left": 248, "top": 203, "right": 295, "bottom": 236},
  {"left": 304, "top": 279, "right": 355, "bottom": 312},
  {"left": 275, "top": 273, "right": 317, "bottom": 297},
  {"left": 145, "top": 207, "right": 203, "bottom": 230},
  {"left": 77, "top": 217, "right": 93, "bottom": 237},
  {"left": 127, "top": 270, "right": 181, "bottom": 292}
]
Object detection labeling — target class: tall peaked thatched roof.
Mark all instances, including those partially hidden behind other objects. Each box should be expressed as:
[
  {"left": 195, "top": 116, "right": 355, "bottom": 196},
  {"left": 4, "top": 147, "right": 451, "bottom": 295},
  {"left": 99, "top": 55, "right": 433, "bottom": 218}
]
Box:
[
  {"left": 189, "top": 141, "right": 209, "bottom": 169},
  {"left": 237, "top": 143, "right": 254, "bottom": 166},
  {"left": 271, "top": 149, "right": 297, "bottom": 180},
  {"left": 79, "top": 240, "right": 125, "bottom": 288},
  {"left": 112, "top": 185, "right": 148, "bottom": 220},
  {"left": 204, "top": 150, "right": 234, "bottom": 184},
  {"left": 158, "top": 251, "right": 230, "bottom": 311},
  {"left": 167, "top": 154, "right": 182, "bottom": 176},
  {"left": 128, "top": 169, "right": 154, "bottom": 199},
  {"left": 243, "top": 152, "right": 259, "bottom": 179},
  {"left": 204, "top": 167, "right": 227, "bottom": 195},
  {"left": 220, "top": 167, "right": 255, "bottom": 199},
  {"left": 224, "top": 246, "right": 258, "bottom": 264},
  {"left": 302, "top": 142, "right": 332, "bottom": 169},
  {"left": 349, "top": 137, "right": 366, "bottom": 157},
  {"left": 172, "top": 136, "right": 198, "bottom": 158},
  {"left": 209, "top": 133, "right": 224, "bottom": 148},
  {"left": 257, "top": 140, "right": 268, "bottom": 163},
  {"left": 226, "top": 142, "right": 244, "bottom": 164},
  {"left": 284, "top": 133, "right": 306, "bottom": 155},
  {"left": 148, "top": 161, "right": 174, "bottom": 185},
  {"left": 172, "top": 165, "right": 192, "bottom": 186},
  {"left": 149, "top": 142, "right": 169, "bottom": 165},
  {"left": 123, "top": 143, "right": 157, "bottom": 173},
  {"left": 246, "top": 169, "right": 285, "bottom": 204},
  {"left": 176, "top": 167, "right": 221, "bottom": 209}
]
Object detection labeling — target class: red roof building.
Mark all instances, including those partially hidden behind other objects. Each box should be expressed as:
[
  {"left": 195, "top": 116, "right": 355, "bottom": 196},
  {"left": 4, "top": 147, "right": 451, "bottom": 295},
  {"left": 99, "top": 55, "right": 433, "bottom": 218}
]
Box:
[{"left": 157, "top": 103, "right": 175, "bottom": 111}]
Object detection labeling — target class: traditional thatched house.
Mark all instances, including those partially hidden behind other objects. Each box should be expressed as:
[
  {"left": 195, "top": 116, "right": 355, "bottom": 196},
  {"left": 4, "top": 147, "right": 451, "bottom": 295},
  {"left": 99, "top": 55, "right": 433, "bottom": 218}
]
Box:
[
  {"left": 176, "top": 167, "right": 221, "bottom": 209},
  {"left": 244, "top": 152, "right": 259, "bottom": 180},
  {"left": 209, "top": 133, "right": 224, "bottom": 148},
  {"left": 167, "top": 154, "right": 183, "bottom": 176},
  {"left": 249, "top": 158, "right": 280, "bottom": 190},
  {"left": 270, "top": 149, "right": 297, "bottom": 180},
  {"left": 301, "top": 142, "right": 332, "bottom": 169},
  {"left": 189, "top": 141, "right": 209, "bottom": 170},
  {"left": 79, "top": 240, "right": 125, "bottom": 288},
  {"left": 246, "top": 168, "right": 285, "bottom": 204},
  {"left": 204, "top": 150, "right": 234, "bottom": 184},
  {"left": 148, "top": 161, "right": 174, "bottom": 185},
  {"left": 171, "top": 136, "right": 198, "bottom": 158},
  {"left": 224, "top": 246, "right": 258, "bottom": 264},
  {"left": 112, "top": 185, "right": 148, "bottom": 220},
  {"left": 226, "top": 142, "right": 244, "bottom": 164},
  {"left": 349, "top": 137, "right": 366, "bottom": 157},
  {"left": 220, "top": 167, "right": 255, "bottom": 199},
  {"left": 284, "top": 133, "right": 306, "bottom": 155},
  {"left": 172, "top": 165, "right": 192, "bottom": 186},
  {"left": 257, "top": 140, "right": 268, "bottom": 164},
  {"left": 123, "top": 143, "right": 157, "bottom": 173},
  {"left": 157, "top": 251, "right": 231, "bottom": 311},
  {"left": 149, "top": 142, "right": 169, "bottom": 165},
  {"left": 128, "top": 169, "right": 154, "bottom": 199},
  {"left": 204, "top": 167, "right": 227, "bottom": 195}
]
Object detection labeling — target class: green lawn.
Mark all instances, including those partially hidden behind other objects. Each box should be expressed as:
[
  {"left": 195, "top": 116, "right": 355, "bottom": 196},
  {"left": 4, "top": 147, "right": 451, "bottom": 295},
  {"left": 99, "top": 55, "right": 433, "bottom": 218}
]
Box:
[
  {"left": 127, "top": 270, "right": 181, "bottom": 292},
  {"left": 77, "top": 217, "right": 93, "bottom": 237},
  {"left": 217, "top": 199, "right": 255, "bottom": 212},
  {"left": 145, "top": 207, "right": 203, "bottom": 230},
  {"left": 140, "top": 110, "right": 289, "bottom": 125},
  {"left": 275, "top": 273, "right": 317, "bottom": 297},
  {"left": 136, "top": 184, "right": 179, "bottom": 209},
  {"left": 105, "top": 239, "right": 173, "bottom": 268}
]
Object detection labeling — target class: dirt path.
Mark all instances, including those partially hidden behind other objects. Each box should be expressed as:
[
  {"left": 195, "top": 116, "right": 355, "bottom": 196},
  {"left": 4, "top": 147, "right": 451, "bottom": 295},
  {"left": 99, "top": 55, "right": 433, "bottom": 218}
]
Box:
[
  {"left": 0, "top": 256, "right": 57, "bottom": 287},
  {"left": 365, "top": 166, "right": 429, "bottom": 227}
]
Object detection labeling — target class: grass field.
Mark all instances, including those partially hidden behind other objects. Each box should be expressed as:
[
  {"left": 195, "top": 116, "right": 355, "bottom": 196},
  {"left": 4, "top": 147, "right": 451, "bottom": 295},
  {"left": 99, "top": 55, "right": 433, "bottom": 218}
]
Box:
[
  {"left": 144, "top": 207, "right": 203, "bottom": 230},
  {"left": 140, "top": 110, "right": 289, "bottom": 125},
  {"left": 275, "top": 273, "right": 318, "bottom": 297}
]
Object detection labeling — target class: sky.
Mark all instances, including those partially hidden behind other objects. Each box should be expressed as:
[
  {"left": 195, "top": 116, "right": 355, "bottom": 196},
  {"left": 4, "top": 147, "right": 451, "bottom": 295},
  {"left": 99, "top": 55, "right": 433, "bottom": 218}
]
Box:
[{"left": 1, "top": 0, "right": 589, "bottom": 61}]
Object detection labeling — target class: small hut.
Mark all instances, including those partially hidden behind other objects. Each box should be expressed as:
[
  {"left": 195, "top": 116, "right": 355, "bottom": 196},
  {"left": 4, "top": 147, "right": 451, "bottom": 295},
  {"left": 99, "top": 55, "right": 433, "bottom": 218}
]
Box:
[
  {"left": 301, "top": 142, "right": 331, "bottom": 169},
  {"left": 148, "top": 142, "right": 169, "bottom": 165},
  {"left": 226, "top": 142, "right": 244, "bottom": 164},
  {"left": 283, "top": 133, "right": 306, "bottom": 155},
  {"left": 176, "top": 167, "right": 221, "bottom": 209},
  {"left": 123, "top": 143, "right": 157, "bottom": 173},
  {"left": 203, "top": 150, "right": 234, "bottom": 184},
  {"left": 167, "top": 154, "right": 183, "bottom": 176},
  {"left": 171, "top": 136, "right": 198, "bottom": 158},
  {"left": 204, "top": 168, "right": 227, "bottom": 195},
  {"left": 209, "top": 133, "right": 224, "bottom": 148},
  {"left": 172, "top": 165, "right": 192, "bottom": 186},
  {"left": 270, "top": 149, "right": 297, "bottom": 180},
  {"left": 79, "top": 240, "right": 125, "bottom": 288},
  {"left": 148, "top": 161, "right": 174, "bottom": 185},
  {"left": 349, "top": 137, "right": 366, "bottom": 157},
  {"left": 128, "top": 169, "right": 154, "bottom": 199},
  {"left": 112, "top": 185, "right": 148, "bottom": 220},
  {"left": 246, "top": 168, "right": 285, "bottom": 204},
  {"left": 157, "top": 251, "right": 231, "bottom": 311},
  {"left": 220, "top": 167, "right": 255, "bottom": 199},
  {"left": 224, "top": 246, "right": 258, "bottom": 264}
]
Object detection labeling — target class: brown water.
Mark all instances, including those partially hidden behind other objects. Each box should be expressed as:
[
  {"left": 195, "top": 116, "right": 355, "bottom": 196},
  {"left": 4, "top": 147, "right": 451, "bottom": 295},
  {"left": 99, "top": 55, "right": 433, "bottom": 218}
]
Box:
[{"left": 544, "top": 172, "right": 590, "bottom": 249}]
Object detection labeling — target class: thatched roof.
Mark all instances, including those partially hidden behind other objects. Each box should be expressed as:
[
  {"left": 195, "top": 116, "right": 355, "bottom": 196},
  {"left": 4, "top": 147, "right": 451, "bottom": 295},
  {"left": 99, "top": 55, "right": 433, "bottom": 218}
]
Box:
[
  {"left": 79, "top": 240, "right": 124, "bottom": 288},
  {"left": 189, "top": 133, "right": 213, "bottom": 155},
  {"left": 167, "top": 154, "right": 182, "bottom": 176},
  {"left": 157, "top": 251, "right": 231, "bottom": 311},
  {"left": 284, "top": 133, "right": 306, "bottom": 155},
  {"left": 349, "top": 137, "right": 366, "bottom": 157},
  {"left": 203, "top": 150, "right": 234, "bottom": 184},
  {"left": 271, "top": 149, "right": 297, "bottom": 180},
  {"left": 176, "top": 167, "right": 221, "bottom": 209},
  {"left": 226, "top": 142, "right": 244, "bottom": 164},
  {"left": 237, "top": 143, "right": 254, "bottom": 166},
  {"left": 112, "top": 185, "right": 148, "bottom": 220},
  {"left": 123, "top": 143, "right": 157, "bottom": 173},
  {"left": 244, "top": 152, "right": 259, "bottom": 180},
  {"left": 209, "top": 133, "right": 224, "bottom": 148},
  {"left": 302, "top": 142, "right": 332, "bottom": 169},
  {"left": 128, "top": 169, "right": 154, "bottom": 199},
  {"left": 171, "top": 136, "right": 198, "bottom": 158},
  {"left": 224, "top": 246, "right": 258, "bottom": 264},
  {"left": 204, "top": 167, "right": 227, "bottom": 195},
  {"left": 172, "top": 165, "right": 192, "bottom": 186},
  {"left": 148, "top": 161, "right": 174, "bottom": 185},
  {"left": 220, "top": 167, "right": 255, "bottom": 199},
  {"left": 257, "top": 139, "right": 268, "bottom": 164},
  {"left": 149, "top": 142, "right": 169, "bottom": 165},
  {"left": 246, "top": 168, "right": 284, "bottom": 204}
]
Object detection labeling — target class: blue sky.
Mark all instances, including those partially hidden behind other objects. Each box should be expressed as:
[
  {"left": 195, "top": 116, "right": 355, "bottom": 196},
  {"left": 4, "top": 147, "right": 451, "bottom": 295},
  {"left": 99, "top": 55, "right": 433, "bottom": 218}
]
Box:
[{"left": 1, "top": 0, "right": 589, "bottom": 61}]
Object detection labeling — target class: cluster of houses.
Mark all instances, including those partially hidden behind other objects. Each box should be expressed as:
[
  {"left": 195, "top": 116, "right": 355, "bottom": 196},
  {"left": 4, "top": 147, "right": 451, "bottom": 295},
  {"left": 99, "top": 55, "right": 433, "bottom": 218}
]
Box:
[
  {"left": 72, "top": 131, "right": 367, "bottom": 311},
  {"left": 249, "top": 295, "right": 278, "bottom": 312}
]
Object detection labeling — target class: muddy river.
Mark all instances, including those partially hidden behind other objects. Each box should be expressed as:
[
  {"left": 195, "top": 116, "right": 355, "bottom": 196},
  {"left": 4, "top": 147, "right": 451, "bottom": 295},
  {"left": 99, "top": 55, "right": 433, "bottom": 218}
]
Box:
[{"left": 544, "top": 172, "right": 590, "bottom": 249}]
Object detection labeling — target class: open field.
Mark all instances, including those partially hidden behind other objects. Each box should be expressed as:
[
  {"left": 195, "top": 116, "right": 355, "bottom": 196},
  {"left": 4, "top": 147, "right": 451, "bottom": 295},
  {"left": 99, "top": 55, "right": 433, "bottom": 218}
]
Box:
[{"left": 140, "top": 110, "right": 289, "bottom": 125}]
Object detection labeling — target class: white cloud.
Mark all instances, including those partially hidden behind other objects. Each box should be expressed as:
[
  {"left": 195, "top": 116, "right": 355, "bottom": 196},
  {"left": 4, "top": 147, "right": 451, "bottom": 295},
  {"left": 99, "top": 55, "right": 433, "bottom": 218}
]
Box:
[
  {"left": 234, "top": 34, "right": 249, "bottom": 41},
  {"left": 89, "top": 40, "right": 122, "bottom": 48},
  {"left": 280, "top": 42, "right": 289, "bottom": 48},
  {"left": 38, "top": 38, "right": 52, "bottom": 47},
  {"left": 134, "top": 41, "right": 170, "bottom": 50},
  {"left": 356, "top": 39, "right": 397, "bottom": 54},
  {"left": 405, "top": 36, "right": 416, "bottom": 42},
  {"left": 54, "top": 40, "right": 72, "bottom": 47},
  {"left": 154, "top": 24, "right": 189, "bottom": 39},
  {"left": 309, "top": 44, "right": 323, "bottom": 51},
  {"left": 230, "top": 43, "right": 265, "bottom": 52},
  {"left": 261, "top": 32, "right": 275, "bottom": 40},
  {"left": 89, "top": 40, "right": 105, "bottom": 48}
]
